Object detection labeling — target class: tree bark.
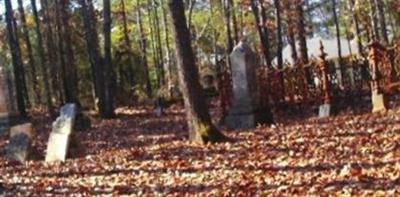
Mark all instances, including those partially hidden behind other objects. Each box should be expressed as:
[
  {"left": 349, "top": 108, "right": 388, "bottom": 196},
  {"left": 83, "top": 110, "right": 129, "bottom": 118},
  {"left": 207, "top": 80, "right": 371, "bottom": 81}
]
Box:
[
  {"left": 80, "top": 0, "right": 112, "bottom": 118},
  {"left": 103, "top": 0, "right": 115, "bottom": 116},
  {"left": 41, "top": 0, "right": 62, "bottom": 104},
  {"left": 332, "top": 0, "right": 344, "bottom": 85},
  {"left": 274, "top": 0, "right": 283, "bottom": 69},
  {"left": 369, "top": 0, "right": 380, "bottom": 40},
  {"left": 250, "top": 0, "right": 271, "bottom": 67},
  {"left": 17, "top": 0, "right": 41, "bottom": 105},
  {"left": 296, "top": 0, "right": 308, "bottom": 63},
  {"left": 136, "top": 3, "right": 153, "bottom": 97},
  {"left": 375, "top": 0, "right": 389, "bottom": 44},
  {"left": 348, "top": 0, "right": 363, "bottom": 56},
  {"left": 120, "top": 0, "right": 136, "bottom": 88},
  {"left": 168, "top": 0, "right": 228, "bottom": 143},
  {"left": 4, "top": 0, "right": 27, "bottom": 117},
  {"left": 59, "top": 0, "right": 79, "bottom": 104},
  {"left": 30, "top": 0, "right": 54, "bottom": 114}
]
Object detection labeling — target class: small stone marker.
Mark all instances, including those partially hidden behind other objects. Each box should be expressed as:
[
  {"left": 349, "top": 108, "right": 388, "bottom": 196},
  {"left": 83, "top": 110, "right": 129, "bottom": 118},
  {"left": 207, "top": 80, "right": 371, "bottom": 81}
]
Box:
[
  {"left": 225, "top": 41, "right": 263, "bottom": 129},
  {"left": 371, "top": 90, "right": 387, "bottom": 113},
  {"left": 45, "top": 103, "right": 77, "bottom": 162},
  {"left": 319, "top": 104, "right": 331, "bottom": 118},
  {"left": 6, "top": 123, "right": 33, "bottom": 163}
]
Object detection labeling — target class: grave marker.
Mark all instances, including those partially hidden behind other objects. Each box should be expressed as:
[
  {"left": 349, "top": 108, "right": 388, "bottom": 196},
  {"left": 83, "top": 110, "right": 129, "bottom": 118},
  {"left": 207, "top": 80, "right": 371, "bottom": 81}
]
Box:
[
  {"left": 225, "top": 41, "right": 269, "bottom": 129},
  {"left": 45, "top": 104, "right": 77, "bottom": 162},
  {"left": 6, "top": 123, "right": 33, "bottom": 163}
]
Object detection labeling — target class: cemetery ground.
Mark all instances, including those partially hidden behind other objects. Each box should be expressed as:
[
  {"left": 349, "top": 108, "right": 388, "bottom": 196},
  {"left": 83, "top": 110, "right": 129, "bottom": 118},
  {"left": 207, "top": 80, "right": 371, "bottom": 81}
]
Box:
[{"left": 1, "top": 99, "right": 400, "bottom": 196}]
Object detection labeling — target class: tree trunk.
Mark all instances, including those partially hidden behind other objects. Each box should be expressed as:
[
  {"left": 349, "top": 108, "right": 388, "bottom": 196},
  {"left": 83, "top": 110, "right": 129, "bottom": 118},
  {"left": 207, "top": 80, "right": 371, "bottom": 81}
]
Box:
[
  {"left": 168, "top": 0, "right": 228, "bottom": 143},
  {"left": 348, "top": 0, "right": 363, "bottom": 56},
  {"left": 30, "top": 0, "right": 54, "bottom": 114},
  {"left": 260, "top": 1, "right": 272, "bottom": 68},
  {"left": 228, "top": 0, "right": 239, "bottom": 43},
  {"left": 332, "top": 0, "right": 344, "bottom": 77},
  {"left": 274, "top": 0, "right": 283, "bottom": 69},
  {"left": 250, "top": 0, "right": 271, "bottom": 67},
  {"left": 369, "top": 0, "right": 380, "bottom": 40},
  {"left": 41, "top": 0, "right": 62, "bottom": 105},
  {"left": 120, "top": 0, "right": 136, "bottom": 88},
  {"left": 17, "top": 0, "right": 41, "bottom": 105},
  {"left": 136, "top": 2, "right": 152, "bottom": 97},
  {"left": 80, "top": 0, "right": 112, "bottom": 118},
  {"left": 60, "top": 0, "right": 79, "bottom": 104},
  {"left": 285, "top": 3, "right": 298, "bottom": 63},
  {"left": 161, "top": 0, "right": 173, "bottom": 86},
  {"left": 4, "top": 0, "right": 27, "bottom": 117},
  {"left": 152, "top": 0, "right": 166, "bottom": 85},
  {"left": 55, "top": 0, "right": 68, "bottom": 105},
  {"left": 375, "top": 0, "right": 389, "bottom": 44},
  {"left": 296, "top": 0, "right": 308, "bottom": 63},
  {"left": 103, "top": 0, "right": 115, "bottom": 116}
]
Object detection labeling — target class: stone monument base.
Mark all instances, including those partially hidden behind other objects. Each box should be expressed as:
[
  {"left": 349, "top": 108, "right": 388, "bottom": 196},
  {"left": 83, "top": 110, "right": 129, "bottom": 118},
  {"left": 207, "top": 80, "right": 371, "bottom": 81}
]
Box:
[
  {"left": 225, "top": 107, "right": 274, "bottom": 129},
  {"left": 372, "top": 91, "right": 387, "bottom": 113},
  {"left": 226, "top": 112, "right": 255, "bottom": 129}
]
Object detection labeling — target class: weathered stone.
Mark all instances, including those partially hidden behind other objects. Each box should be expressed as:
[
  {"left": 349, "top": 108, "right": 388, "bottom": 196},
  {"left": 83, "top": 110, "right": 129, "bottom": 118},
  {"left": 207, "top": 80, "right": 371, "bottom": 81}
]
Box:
[
  {"left": 372, "top": 91, "right": 387, "bottom": 113},
  {"left": 45, "top": 104, "right": 77, "bottom": 162},
  {"left": 319, "top": 104, "right": 331, "bottom": 118},
  {"left": 6, "top": 123, "right": 33, "bottom": 163},
  {"left": 225, "top": 41, "right": 265, "bottom": 129}
]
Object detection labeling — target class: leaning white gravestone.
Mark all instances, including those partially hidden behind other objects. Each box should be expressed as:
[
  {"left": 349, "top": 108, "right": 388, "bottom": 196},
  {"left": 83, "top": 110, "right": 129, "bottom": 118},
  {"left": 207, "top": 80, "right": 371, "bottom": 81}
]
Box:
[
  {"left": 225, "top": 41, "right": 264, "bottom": 129},
  {"left": 45, "top": 104, "right": 77, "bottom": 162}
]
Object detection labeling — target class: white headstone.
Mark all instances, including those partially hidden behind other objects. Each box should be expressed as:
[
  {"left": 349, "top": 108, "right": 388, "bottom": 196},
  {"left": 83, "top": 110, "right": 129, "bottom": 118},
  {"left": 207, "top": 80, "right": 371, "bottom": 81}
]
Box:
[
  {"left": 45, "top": 104, "right": 77, "bottom": 162},
  {"left": 225, "top": 41, "right": 262, "bottom": 129}
]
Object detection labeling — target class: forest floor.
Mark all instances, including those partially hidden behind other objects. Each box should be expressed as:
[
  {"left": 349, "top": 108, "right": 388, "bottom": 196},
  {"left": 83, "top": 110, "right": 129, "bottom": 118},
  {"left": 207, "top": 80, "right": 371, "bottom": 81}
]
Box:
[{"left": 1, "top": 99, "right": 400, "bottom": 196}]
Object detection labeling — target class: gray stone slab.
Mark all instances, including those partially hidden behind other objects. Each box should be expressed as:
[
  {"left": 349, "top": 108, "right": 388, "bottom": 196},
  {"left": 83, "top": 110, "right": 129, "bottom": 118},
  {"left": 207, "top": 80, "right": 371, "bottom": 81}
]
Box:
[
  {"left": 319, "top": 104, "right": 331, "bottom": 118},
  {"left": 6, "top": 123, "right": 33, "bottom": 163},
  {"left": 45, "top": 104, "right": 77, "bottom": 162},
  {"left": 225, "top": 41, "right": 261, "bottom": 129}
]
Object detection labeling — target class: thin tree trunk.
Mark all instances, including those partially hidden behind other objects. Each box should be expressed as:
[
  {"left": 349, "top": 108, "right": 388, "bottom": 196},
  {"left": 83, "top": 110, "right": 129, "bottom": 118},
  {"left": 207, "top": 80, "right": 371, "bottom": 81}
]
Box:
[
  {"left": 80, "top": 0, "right": 111, "bottom": 118},
  {"left": 348, "top": 0, "right": 363, "bottom": 56},
  {"left": 152, "top": 0, "right": 166, "bottom": 85},
  {"left": 369, "top": 0, "right": 380, "bottom": 40},
  {"left": 228, "top": 0, "right": 239, "bottom": 43},
  {"left": 30, "top": 0, "right": 54, "bottom": 114},
  {"left": 161, "top": 0, "right": 173, "bottom": 86},
  {"left": 17, "top": 0, "right": 41, "bottom": 105},
  {"left": 332, "top": 0, "right": 344, "bottom": 85},
  {"left": 250, "top": 0, "right": 271, "bottom": 67},
  {"left": 136, "top": 2, "right": 153, "bottom": 97},
  {"left": 41, "top": 0, "right": 62, "bottom": 105},
  {"left": 375, "top": 0, "right": 389, "bottom": 44},
  {"left": 55, "top": 0, "right": 68, "bottom": 105},
  {"left": 4, "top": 0, "right": 27, "bottom": 117},
  {"left": 60, "top": 0, "right": 79, "bottom": 103},
  {"left": 103, "top": 0, "right": 115, "bottom": 116},
  {"left": 296, "top": 0, "right": 308, "bottom": 63},
  {"left": 260, "top": 1, "right": 272, "bottom": 67},
  {"left": 120, "top": 0, "right": 136, "bottom": 88},
  {"left": 168, "top": 0, "right": 228, "bottom": 143},
  {"left": 274, "top": 0, "right": 283, "bottom": 69}
]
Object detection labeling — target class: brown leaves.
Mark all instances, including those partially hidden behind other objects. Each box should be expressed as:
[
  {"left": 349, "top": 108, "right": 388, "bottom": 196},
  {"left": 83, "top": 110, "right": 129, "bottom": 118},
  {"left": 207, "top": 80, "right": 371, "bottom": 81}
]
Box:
[{"left": 1, "top": 105, "right": 400, "bottom": 195}]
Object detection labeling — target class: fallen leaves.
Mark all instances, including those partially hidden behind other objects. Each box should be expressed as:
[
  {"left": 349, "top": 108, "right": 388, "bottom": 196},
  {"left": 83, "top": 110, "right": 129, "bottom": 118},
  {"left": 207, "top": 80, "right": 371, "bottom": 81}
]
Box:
[{"left": 0, "top": 102, "right": 400, "bottom": 195}]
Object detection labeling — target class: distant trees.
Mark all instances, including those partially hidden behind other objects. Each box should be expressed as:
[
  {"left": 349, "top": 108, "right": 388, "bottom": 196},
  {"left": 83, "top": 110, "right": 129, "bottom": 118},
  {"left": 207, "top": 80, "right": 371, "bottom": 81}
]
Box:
[{"left": 1, "top": 0, "right": 400, "bottom": 124}]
